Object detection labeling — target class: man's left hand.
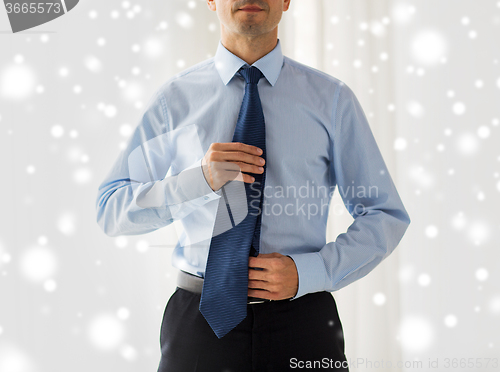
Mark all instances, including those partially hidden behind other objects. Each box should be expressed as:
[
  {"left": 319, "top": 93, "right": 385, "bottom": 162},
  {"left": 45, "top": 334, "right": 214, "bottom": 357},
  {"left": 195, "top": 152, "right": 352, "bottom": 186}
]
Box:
[{"left": 248, "top": 253, "right": 298, "bottom": 300}]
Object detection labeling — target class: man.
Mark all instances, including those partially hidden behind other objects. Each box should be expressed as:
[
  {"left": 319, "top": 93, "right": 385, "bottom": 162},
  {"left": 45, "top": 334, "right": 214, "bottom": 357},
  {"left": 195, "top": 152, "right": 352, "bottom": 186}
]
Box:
[{"left": 95, "top": 0, "right": 410, "bottom": 370}]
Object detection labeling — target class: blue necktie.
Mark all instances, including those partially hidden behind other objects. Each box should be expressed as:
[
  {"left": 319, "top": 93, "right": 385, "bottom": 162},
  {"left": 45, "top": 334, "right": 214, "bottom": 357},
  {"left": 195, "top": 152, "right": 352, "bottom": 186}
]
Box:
[{"left": 199, "top": 66, "right": 266, "bottom": 339}]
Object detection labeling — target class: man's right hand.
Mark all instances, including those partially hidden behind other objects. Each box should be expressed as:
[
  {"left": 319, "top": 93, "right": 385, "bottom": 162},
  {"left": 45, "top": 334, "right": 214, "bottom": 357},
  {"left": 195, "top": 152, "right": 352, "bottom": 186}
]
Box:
[{"left": 201, "top": 142, "right": 265, "bottom": 191}]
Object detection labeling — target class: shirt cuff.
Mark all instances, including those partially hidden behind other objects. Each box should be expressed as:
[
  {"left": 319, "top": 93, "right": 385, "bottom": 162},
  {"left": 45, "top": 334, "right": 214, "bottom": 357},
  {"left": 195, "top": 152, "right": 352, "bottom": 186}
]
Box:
[
  {"left": 286, "top": 252, "right": 327, "bottom": 300},
  {"left": 176, "top": 158, "right": 222, "bottom": 203}
]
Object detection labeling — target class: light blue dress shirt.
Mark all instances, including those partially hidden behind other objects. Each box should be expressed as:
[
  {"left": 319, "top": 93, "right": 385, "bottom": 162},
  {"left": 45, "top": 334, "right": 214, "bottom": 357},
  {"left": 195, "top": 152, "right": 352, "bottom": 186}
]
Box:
[{"left": 96, "top": 39, "right": 410, "bottom": 300}]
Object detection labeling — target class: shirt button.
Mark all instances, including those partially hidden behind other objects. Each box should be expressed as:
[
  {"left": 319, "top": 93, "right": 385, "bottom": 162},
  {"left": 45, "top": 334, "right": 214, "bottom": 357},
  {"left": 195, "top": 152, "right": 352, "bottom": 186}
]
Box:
[
  {"left": 204, "top": 196, "right": 209, "bottom": 200},
  {"left": 167, "top": 218, "right": 173, "bottom": 223}
]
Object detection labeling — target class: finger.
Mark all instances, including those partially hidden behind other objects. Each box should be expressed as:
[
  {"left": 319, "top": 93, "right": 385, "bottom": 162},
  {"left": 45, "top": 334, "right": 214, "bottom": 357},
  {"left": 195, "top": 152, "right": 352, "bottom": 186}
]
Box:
[
  {"left": 207, "top": 162, "right": 253, "bottom": 184},
  {"left": 209, "top": 160, "right": 240, "bottom": 173},
  {"left": 248, "top": 256, "right": 271, "bottom": 269},
  {"left": 212, "top": 142, "right": 263, "bottom": 156},
  {"left": 248, "top": 279, "right": 269, "bottom": 290},
  {"left": 248, "top": 288, "right": 270, "bottom": 298},
  {"left": 212, "top": 150, "right": 265, "bottom": 167},
  {"left": 248, "top": 268, "right": 267, "bottom": 281},
  {"left": 233, "top": 172, "right": 255, "bottom": 184},
  {"left": 233, "top": 161, "right": 265, "bottom": 175},
  {"left": 216, "top": 163, "right": 261, "bottom": 184},
  {"left": 248, "top": 289, "right": 282, "bottom": 301},
  {"left": 242, "top": 173, "right": 255, "bottom": 183},
  {"left": 215, "top": 161, "right": 263, "bottom": 176},
  {"left": 222, "top": 170, "right": 254, "bottom": 184}
]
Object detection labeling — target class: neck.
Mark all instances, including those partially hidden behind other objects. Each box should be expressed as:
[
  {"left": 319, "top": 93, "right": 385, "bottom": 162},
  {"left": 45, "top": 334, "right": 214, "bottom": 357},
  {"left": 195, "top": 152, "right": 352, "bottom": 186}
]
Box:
[{"left": 220, "top": 26, "right": 278, "bottom": 65}]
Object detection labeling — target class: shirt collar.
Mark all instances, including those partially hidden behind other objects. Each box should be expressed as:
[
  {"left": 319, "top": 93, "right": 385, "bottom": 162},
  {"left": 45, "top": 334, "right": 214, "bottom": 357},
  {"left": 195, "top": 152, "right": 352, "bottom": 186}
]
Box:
[{"left": 214, "top": 39, "right": 284, "bottom": 87}]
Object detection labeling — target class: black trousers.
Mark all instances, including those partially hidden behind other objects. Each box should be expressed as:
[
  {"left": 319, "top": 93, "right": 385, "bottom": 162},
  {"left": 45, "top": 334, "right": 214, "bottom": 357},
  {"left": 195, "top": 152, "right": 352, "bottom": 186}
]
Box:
[{"left": 157, "top": 287, "right": 349, "bottom": 371}]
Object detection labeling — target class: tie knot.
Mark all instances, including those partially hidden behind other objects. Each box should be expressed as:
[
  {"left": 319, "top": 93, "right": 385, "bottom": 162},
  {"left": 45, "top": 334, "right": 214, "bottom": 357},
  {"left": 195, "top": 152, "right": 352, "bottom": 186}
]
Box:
[{"left": 239, "top": 66, "right": 263, "bottom": 85}]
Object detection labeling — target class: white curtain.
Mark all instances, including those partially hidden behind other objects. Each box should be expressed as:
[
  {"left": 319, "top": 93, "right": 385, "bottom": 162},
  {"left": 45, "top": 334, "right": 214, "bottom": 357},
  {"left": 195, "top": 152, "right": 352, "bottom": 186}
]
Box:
[
  {"left": 280, "top": 1, "right": 500, "bottom": 371},
  {"left": 2, "top": 0, "right": 498, "bottom": 371},
  {"left": 281, "top": 1, "right": 403, "bottom": 370}
]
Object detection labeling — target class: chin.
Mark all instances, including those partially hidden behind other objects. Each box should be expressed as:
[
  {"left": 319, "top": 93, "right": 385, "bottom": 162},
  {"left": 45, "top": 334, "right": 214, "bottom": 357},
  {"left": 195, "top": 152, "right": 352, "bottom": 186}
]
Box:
[{"left": 237, "top": 25, "right": 266, "bottom": 36}]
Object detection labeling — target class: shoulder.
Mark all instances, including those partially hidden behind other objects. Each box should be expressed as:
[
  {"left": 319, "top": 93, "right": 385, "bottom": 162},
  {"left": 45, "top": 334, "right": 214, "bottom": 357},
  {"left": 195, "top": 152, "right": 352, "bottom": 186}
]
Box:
[
  {"left": 281, "top": 56, "right": 353, "bottom": 103},
  {"left": 157, "top": 57, "right": 217, "bottom": 93},
  {"left": 141, "top": 57, "right": 217, "bottom": 117},
  {"left": 282, "top": 55, "right": 345, "bottom": 88}
]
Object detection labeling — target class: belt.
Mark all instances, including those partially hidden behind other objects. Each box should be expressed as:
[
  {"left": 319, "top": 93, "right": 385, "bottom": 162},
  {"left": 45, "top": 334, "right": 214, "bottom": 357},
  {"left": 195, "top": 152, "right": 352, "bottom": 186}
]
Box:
[{"left": 177, "top": 270, "right": 271, "bottom": 305}]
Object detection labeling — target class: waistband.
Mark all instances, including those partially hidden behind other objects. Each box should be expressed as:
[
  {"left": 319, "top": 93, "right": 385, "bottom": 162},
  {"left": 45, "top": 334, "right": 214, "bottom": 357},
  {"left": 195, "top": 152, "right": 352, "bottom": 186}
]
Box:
[{"left": 176, "top": 270, "right": 271, "bottom": 305}]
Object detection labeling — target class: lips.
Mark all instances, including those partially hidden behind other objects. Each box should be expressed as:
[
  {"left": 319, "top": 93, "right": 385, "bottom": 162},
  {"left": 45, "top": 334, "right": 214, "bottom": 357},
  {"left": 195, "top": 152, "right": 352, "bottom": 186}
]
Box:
[{"left": 239, "top": 6, "right": 263, "bottom": 12}]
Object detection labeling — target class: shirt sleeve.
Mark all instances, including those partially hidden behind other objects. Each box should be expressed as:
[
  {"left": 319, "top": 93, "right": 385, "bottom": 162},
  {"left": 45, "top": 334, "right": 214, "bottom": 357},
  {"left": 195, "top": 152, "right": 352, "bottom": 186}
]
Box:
[
  {"left": 288, "top": 82, "right": 411, "bottom": 299},
  {"left": 95, "top": 89, "right": 221, "bottom": 237}
]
